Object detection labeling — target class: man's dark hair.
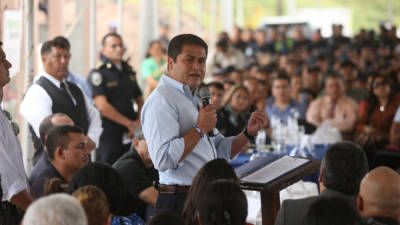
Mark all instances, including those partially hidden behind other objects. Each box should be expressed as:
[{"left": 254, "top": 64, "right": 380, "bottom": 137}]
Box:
[
  {"left": 324, "top": 73, "right": 344, "bottom": 87},
  {"left": 167, "top": 34, "right": 208, "bottom": 62},
  {"left": 257, "top": 65, "right": 274, "bottom": 74},
  {"left": 46, "top": 125, "right": 83, "bottom": 160},
  {"left": 300, "top": 197, "right": 363, "bottom": 225},
  {"left": 101, "top": 32, "right": 122, "bottom": 46},
  {"left": 321, "top": 141, "right": 369, "bottom": 195},
  {"left": 272, "top": 73, "right": 291, "bottom": 84},
  {"left": 52, "top": 36, "right": 71, "bottom": 51},
  {"left": 148, "top": 210, "right": 185, "bottom": 225},
  {"left": 207, "top": 82, "right": 224, "bottom": 91},
  {"left": 68, "top": 162, "right": 129, "bottom": 215},
  {"left": 39, "top": 113, "right": 70, "bottom": 145},
  {"left": 41, "top": 37, "right": 70, "bottom": 56},
  {"left": 0, "top": 41, "right": 2, "bottom": 46}
]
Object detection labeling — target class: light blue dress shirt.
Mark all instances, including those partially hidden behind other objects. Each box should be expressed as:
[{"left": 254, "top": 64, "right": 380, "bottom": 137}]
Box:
[
  {"left": 67, "top": 72, "right": 93, "bottom": 99},
  {"left": 141, "top": 75, "right": 234, "bottom": 185},
  {"left": 394, "top": 106, "right": 400, "bottom": 122},
  {"left": 265, "top": 97, "right": 307, "bottom": 124}
]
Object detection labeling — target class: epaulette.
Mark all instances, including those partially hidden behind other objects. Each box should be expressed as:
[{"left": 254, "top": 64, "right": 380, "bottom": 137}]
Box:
[
  {"left": 122, "top": 61, "right": 136, "bottom": 75},
  {"left": 96, "top": 61, "right": 106, "bottom": 69}
]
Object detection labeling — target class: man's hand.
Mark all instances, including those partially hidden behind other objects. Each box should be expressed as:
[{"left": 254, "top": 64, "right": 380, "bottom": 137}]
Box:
[
  {"left": 197, "top": 104, "right": 217, "bottom": 133},
  {"left": 246, "top": 111, "right": 267, "bottom": 136},
  {"left": 126, "top": 120, "right": 140, "bottom": 137},
  {"left": 85, "top": 136, "right": 96, "bottom": 152}
]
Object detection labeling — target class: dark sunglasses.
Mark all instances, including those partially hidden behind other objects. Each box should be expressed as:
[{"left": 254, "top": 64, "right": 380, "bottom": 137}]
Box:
[{"left": 372, "top": 81, "right": 388, "bottom": 88}]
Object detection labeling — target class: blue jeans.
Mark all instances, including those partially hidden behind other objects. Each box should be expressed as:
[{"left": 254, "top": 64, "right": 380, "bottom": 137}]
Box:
[{"left": 155, "top": 192, "right": 187, "bottom": 214}]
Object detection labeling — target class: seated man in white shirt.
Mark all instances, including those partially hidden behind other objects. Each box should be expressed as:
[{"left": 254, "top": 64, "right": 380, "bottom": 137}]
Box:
[
  {"left": 0, "top": 41, "right": 34, "bottom": 225},
  {"left": 20, "top": 37, "right": 102, "bottom": 161},
  {"left": 306, "top": 74, "right": 359, "bottom": 140}
]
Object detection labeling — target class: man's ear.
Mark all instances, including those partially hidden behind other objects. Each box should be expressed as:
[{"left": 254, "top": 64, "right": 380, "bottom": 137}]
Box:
[
  {"left": 356, "top": 195, "right": 364, "bottom": 212},
  {"left": 167, "top": 56, "right": 174, "bottom": 72},
  {"left": 55, "top": 146, "right": 65, "bottom": 159},
  {"left": 41, "top": 55, "right": 47, "bottom": 64},
  {"left": 197, "top": 211, "right": 203, "bottom": 225},
  {"left": 103, "top": 214, "right": 112, "bottom": 225},
  {"left": 318, "top": 170, "right": 323, "bottom": 183}
]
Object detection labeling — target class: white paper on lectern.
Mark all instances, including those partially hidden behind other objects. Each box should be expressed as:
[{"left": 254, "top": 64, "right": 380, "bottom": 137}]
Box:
[{"left": 241, "top": 156, "right": 310, "bottom": 183}]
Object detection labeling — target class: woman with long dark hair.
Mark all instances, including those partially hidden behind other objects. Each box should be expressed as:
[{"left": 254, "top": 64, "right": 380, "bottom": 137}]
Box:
[
  {"left": 356, "top": 74, "right": 400, "bottom": 149},
  {"left": 182, "top": 159, "right": 238, "bottom": 225},
  {"left": 197, "top": 180, "right": 248, "bottom": 225}
]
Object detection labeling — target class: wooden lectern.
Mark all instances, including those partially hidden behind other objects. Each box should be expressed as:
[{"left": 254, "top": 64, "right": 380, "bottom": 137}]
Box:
[{"left": 240, "top": 158, "right": 321, "bottom": 225}]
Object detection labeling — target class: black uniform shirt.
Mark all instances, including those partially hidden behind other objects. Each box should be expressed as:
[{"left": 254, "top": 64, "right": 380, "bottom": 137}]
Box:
[{"left": 87, "top": 59, "right": 142, "bottom": 129}]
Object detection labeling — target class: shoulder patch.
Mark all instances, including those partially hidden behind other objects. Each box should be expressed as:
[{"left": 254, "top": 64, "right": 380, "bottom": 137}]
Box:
[{"left": 91, "top": 72, "right": 103, "bottom": 86}]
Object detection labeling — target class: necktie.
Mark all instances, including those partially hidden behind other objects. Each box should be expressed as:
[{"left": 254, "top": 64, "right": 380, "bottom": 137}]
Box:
[
  {"left": 328, "top": 100, "right": 337, "bottom": 119},
  {"left": 60, "top": 82, "right": 76, "bottom": 105},
  {"left": 60, "top": 82, "right": 67, "bottom": 92}
]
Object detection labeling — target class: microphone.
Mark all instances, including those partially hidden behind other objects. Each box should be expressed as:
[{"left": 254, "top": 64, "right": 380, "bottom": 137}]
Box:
[{"left": 199, "top": 86, "right": 214, "bottom": 137}]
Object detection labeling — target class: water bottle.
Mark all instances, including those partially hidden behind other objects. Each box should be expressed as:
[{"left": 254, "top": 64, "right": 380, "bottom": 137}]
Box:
[
  {"left": 275, "top": 122, "right": 287, "bottom": 153},
  {"left": 256, "top": 129, "right": 267, "bottom": 152}
]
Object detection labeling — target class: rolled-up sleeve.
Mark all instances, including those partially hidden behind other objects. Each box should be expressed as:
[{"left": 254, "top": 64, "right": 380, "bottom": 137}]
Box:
[
  {"left": 211, "top": 131, "right": 234, "bottom": 160},
  {"left": 20, "top": 85, "right": 53, "bottom": 137},
  {"left": 141, "top": 95, "right": 185, "bottom": 172}
]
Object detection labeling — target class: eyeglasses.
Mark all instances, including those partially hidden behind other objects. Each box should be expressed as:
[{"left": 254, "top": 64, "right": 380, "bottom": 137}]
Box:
[{"left": 372, "top": 81, "right": 388, "bottom": 88}]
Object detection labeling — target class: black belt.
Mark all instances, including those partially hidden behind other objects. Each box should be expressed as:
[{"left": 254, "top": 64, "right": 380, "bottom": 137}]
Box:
[
  {"left": 158, "top": 185, "right": 190, "bottom": 194},
  {"left": 0, "top": 201, "right": 14, "bottom": 211}
]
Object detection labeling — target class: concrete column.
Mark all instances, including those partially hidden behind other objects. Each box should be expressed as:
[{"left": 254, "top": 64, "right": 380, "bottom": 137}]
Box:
[
  {"left": 236, "top": 0, "right": 244, "bottom": 27},
  {"left": 221, "top": 0, "right": 234, "bottom": 32},
  {"left": 117, "top": 0, "right": 123, "bottom": 34},
  {"left": 209, "top": 0, "right": 217, "bottom": 49},
  {"left": 139, "top": 0, "right": 155, "bottom": 78},
  {"left": 175, "top": 0, "right": 182, "bottom": 34},
  {"left": 89, "top": 0, "right": 96, "bottom": 69},
  {"left": 197, "top": 0, "right": 203, "bottom": 35},
  {"left": 48, "top": 0, "right": 65, "bottom": 38}
]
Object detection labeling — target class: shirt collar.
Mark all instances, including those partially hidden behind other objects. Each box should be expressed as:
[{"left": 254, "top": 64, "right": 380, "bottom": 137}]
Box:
[
  {"left": 41, "top": 71, "right": 66, "bottom": 88},
  {"left": 160, "top": 74, "right": 198, "bottom": 98}
]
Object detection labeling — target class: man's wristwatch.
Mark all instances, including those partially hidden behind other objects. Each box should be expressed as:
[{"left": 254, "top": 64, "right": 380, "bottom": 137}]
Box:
[
  {"left": 193, "top": 125, "right": 205, "bottom": 138},
  {"left": 243, "top": 127, "right": 256, "bottom": 141}
]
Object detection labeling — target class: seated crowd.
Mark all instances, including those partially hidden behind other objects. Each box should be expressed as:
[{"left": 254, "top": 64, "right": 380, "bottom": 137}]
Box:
[{"left": 2, "top": 22, "right": 400, "bottom": 225}]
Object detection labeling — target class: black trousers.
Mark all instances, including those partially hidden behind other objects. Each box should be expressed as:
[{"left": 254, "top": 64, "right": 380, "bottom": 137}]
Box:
[
  {"left": 155, "top": 192, "right": 187, "bottom": 215},
  {"left": 96, "top": 131, "right": 131, "bottom": 165},
  {"left": 0, "top": 202, "right": 23, "bottom": 225}
]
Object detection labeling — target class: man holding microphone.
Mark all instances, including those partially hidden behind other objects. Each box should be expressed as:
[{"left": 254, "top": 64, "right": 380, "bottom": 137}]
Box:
[{"left": 141, "top": 34, "right": 266, "bottom": 213}]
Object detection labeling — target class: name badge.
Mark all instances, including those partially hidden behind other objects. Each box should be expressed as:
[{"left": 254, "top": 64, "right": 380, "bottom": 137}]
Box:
[{"left": 107, "top": 81, "right": 118, "bottom": 88}]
